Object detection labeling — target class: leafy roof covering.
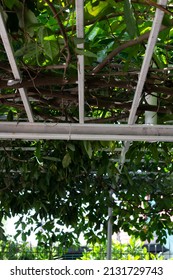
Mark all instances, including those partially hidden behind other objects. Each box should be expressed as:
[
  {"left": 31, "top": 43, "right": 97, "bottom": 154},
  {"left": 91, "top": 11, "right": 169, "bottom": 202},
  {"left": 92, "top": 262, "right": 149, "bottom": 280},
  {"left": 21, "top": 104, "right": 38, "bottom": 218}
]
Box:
[{"left": 0, "top": 0, "right": 173, "bottom": 124}]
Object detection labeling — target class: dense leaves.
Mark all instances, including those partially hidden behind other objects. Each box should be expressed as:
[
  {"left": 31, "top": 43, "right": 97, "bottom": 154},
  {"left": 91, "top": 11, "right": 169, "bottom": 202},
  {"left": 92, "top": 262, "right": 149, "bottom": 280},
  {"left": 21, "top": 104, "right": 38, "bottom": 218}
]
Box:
[
  {"left": 0, "top": 239, "right": 66, "bottom": 259},
  {"left": 81, "top": 237, "right": 163, "bottom": 260},
  {"left": 0, "top": 237, "right": 163, "bottom": 260},
  {"left": 0, "top": 140, "right": 118, "bottom": 245},
  {"left": 114, "top": 142, "right": 173, "bottom": 243},
  {"left": 0, "top": 140, "right": 173, "bottom": 245}
]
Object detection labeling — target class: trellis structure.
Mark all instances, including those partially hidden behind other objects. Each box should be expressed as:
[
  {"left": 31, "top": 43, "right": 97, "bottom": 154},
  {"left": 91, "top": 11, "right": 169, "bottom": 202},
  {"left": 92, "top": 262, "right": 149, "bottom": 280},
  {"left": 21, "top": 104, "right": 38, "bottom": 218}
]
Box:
[
  {"left": 0, "top": 0, "right": 171, "bottom": 141},
  {"left": 0, "top": 0, "right": 172, "bottom": 259}
]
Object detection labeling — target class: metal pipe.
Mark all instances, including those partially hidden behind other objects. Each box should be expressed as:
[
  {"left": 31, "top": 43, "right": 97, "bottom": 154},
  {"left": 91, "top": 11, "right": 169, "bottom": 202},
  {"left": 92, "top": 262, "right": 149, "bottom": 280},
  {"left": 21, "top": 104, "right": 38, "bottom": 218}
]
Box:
[
  {"left": 0, "top": 123, "right": 173, "bottom": 141},
  {"left": 128, "top": 0, "right": 168, "bottom": 125},
  {"left": 0, "top": 9, "right": 34, "bottom": 122},
  {"left": 107, "top": 189, "right": 113, "bottom": 260},
  {"left": 76, "top": 0, "right": 85, "bottom": 123}
]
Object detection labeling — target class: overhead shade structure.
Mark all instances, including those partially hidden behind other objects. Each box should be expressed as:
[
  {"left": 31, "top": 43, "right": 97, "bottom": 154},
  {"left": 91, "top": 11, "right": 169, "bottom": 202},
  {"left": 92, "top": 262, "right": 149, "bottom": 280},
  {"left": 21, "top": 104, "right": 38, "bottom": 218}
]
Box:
[
  {"left": 106, "top": 0, "right": 168, "bottom": 260},
  {"left": 0, "top": 8, "right": 34, "bottom": 122}
]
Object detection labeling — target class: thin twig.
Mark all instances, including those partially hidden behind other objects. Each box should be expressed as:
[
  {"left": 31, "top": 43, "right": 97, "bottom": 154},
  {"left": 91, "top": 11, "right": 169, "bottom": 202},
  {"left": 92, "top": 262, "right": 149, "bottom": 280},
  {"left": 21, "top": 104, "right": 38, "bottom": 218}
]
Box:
[
  {"left": 145, "top": 0, "right": 173, "bottom": 16},
  {"left": 21, "top": 62, "right": 42, "bottom": 95},
  {"left": 43, "top": 0, "right": 71, "bottom": 71},
  {"left": 2, "top": 145, "right": 28, "bottom": 163},
  {"left": 0, "top": 185, "right": 10, "bottom": 192}
]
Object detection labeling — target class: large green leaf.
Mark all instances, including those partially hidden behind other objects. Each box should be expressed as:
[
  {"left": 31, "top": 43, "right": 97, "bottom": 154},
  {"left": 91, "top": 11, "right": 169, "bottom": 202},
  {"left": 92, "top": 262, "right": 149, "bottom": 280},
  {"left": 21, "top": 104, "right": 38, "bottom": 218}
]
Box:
[
  {"left": 85, "top": 0, "right": 108, "bottom": 19},
  {"left": 124, "top": 0, "right": 137, "bottom": 38},
  {"left": 4, "top": 0, "right": 16, "bottom": 9},
  {"left": 62, "top": 153, "right": 71, "bottom": 168},
  {"left": 38, "top": 27, "right": 59, "bottom": 61},
  {"left": 75, "top": 48, "right": 97, "bottom": 58},
  {"left": 83, "top": 141, "right": 93, "bottom": 159}
]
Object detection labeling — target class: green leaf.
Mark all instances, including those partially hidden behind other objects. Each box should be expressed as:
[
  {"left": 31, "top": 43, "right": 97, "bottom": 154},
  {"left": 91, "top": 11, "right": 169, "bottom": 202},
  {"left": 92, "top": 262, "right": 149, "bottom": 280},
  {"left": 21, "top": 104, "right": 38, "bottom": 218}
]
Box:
[
  {"left": 14, "top": 230, "right": 21, "bottom": 240},
  {"left": 83, "top": 141, "right": 93, "bottom": 159},
  {"left": 7, "top": 110, "right": 13, "bottom": 121},
  {"left": 149, "top": 144, "right": 159, "bottom": 162},
  {"left": 35, "top": 142, "right": 41, "bottom": 160},
  {"left": 153, "top": 52, "right": 166, "bottom": 69},
  {"left": 22, "top": 232, "right": 27, "bottom": 242},
  {"left": 44, "top": 35, "right": 57, "bottom": 41},
  {"left": 67, "top": 143, "right": 75, "bottom": 151},
  {"left": 0, "top": 225, "right": 5, "bottom": 240},
  {"left": 124, "top": 0, "right": 137, "bottom": 39},
  {"left": 43, "top": 156, "right": 60, "bottom": 162},
  {"left": 38, "top": 27, "right": 59, "bottom": 61},
  {"left": 162, "top": 14, "right": 172, "bottom": 27},
  {"left": 85, "top": 1, "right": 108, "bottom": 18},
  {"left": 73, "top": 37, "right": 85, "bottom": 45},
  {"left": 123, "top": 166, "right": 133, "bottom": 186},
  {"left": 62, "top": 153, "right": 71, "bottom": 168},
  {"left": 15, "top": 42, "right": 37, "bottom": 57},
  {"left": 107, "top": 0, "right": 116, "bottom": 6},
  {"left": 76, "top": 48, "right": 97, "bottom": 58},
  {"left": 4, "top": 0, "right": 16, "bottom": 9},
  {"left": 21, "top": 222, "right": 26, "bottom": 231},
  {"left": 25, "top": 9, "right": 38, "bottom": 25}
]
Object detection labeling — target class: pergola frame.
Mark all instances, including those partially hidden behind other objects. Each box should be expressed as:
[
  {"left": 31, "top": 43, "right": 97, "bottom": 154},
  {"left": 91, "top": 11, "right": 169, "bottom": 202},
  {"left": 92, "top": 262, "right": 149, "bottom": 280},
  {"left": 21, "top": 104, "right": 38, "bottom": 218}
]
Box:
[
  {"left": 0, "top": 0, "right": 170, "bottom": 260},
  {"left": 0, "top": 0, "right": 170, "bottom": 142}
]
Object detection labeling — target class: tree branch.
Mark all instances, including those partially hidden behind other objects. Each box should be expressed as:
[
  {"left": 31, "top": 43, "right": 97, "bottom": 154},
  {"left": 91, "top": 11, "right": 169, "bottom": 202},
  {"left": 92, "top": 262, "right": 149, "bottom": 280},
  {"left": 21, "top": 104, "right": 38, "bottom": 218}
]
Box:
[
  {"left": 2, "top": 145, "right": 28, "bottom": 163},
  {"left": 145, "top": 0, "right": 173, "bottom": 16},
  {"left": 92, "top": 25, "right": 167, "bottom": 73}
]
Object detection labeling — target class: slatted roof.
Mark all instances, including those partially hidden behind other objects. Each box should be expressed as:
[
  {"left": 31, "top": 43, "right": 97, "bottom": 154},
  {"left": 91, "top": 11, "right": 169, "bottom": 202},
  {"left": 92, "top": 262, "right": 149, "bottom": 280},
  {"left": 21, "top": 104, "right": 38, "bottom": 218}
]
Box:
[{"left": 0, "top": 0, "right": 172, "bottom": 142}]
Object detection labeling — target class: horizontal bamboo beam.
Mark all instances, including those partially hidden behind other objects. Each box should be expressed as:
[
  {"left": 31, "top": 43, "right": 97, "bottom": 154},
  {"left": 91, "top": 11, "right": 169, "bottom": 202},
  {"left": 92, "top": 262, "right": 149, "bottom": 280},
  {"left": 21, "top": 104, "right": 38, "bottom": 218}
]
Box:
[{"left": 0, "top": 122, "right": 173, "bottom": 141}]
